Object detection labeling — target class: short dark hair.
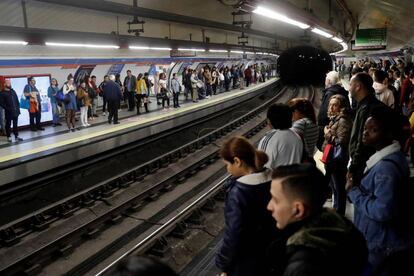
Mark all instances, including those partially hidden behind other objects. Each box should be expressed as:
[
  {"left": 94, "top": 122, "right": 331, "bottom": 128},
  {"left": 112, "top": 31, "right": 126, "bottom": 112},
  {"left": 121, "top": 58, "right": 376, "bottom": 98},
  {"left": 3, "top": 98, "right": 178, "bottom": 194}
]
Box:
[
  {"left": 91, "top": 75, "right": 96, "bottom": 79},
  {"left": 127, "top": 70, "right": 131, "bottom": 73},
  {"left": 373, "top": 70, "right": 387, "bottom": 83},
  {"left": 272, "top": 164, "right": 329, "bottom": 214},
  {"left": 173, "top": 73, "right": 176, "bottom": 77},
  {"left": 369, "top": 106, "right": 398, "bottom": 138},
  {"left": 28, "top": 76, "right": 34, "bottom": 82},
  {"left": 353, "top": 72, "right": 374, "bottom": 92},
  {"left": 267, "top": 103, "right": 292, "bottom": 130}
]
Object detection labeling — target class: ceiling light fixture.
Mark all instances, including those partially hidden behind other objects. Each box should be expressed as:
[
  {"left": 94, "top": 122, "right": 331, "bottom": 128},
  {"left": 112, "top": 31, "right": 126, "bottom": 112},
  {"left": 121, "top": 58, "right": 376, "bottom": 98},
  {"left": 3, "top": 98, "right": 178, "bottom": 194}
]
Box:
[
  {"left": 230, "top": 50, "right": 244, "bottom": 54},
  {"left": 0, "top": 40, "right": 28, "bottom": 45},
  {"left": 46, "top": 42, "right": 119, "bottom": 49},
  {"left": 332, "top": 36, "right": 343, "bottom": 43},
  {"left": 253, "top": 6, "right": 310, "bottom": 29},
  {"left": 178, "top": 48, "right": 205, "bottom": 52},
  {"left": 311, "top": 28, "right": 333, "bottom": 38},
  {"left": 209, "top": 49, "right": 228, "bottom": 53}
]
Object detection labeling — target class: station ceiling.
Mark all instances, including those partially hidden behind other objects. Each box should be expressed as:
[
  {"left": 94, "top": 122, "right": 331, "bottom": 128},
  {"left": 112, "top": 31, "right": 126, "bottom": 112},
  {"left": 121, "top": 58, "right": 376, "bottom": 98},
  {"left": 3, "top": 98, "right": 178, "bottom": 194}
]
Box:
[{"left": 0, "top": 0, "right": 410, "bottom": 55}]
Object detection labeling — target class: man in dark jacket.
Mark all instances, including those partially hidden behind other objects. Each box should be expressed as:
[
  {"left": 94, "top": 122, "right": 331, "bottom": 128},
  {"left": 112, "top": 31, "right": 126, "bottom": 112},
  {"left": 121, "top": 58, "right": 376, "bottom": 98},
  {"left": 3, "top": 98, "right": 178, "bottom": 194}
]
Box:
[
  {"left": 23, "top": 76, "right": 44, "bottom": 131},
  {"left": 317, "top": 71, "right": 349, "bottom": 150},
  {"left": 123, "top": 70, "right": 137, "bottom": 111},
  {"left": 104, "top": 75, "right": 122, "bottom": 124},
  {"left": 346, "top": 73, "right": 387, "bottom": 189},
  {"left": 0, "top": 79, "right": 23, "bottom": 142},
  {"left": 266, "top": 164, "right": 368, "bottom": 276}
]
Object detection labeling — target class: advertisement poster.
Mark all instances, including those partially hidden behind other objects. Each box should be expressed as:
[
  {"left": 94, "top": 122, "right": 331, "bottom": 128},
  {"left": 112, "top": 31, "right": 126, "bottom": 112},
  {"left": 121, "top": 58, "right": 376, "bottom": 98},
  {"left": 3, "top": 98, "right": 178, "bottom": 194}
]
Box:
[
  {"left": 9, "top": 75, "right": 52, "bottom": 127},
  {"left": 74, "top": 64, "right": 96, "bottom": 85},
  {"left": 107, "top": 64, "right": 125, "bottom": 76}
]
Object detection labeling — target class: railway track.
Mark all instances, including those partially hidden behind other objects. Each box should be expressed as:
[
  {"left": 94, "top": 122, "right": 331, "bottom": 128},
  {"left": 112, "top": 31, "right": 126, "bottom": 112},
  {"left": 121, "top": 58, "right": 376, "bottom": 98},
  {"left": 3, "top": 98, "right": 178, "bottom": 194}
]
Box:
[{"left": 0, "top": 85, "right": 317, "bottom": 275}]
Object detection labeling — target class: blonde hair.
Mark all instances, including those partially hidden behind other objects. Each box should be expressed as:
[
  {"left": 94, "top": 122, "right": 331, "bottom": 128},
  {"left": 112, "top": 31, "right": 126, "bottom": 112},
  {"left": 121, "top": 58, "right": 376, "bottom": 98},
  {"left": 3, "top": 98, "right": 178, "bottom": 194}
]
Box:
[{"left": 326, "top": 71, "right": 339, "bottom": 84}]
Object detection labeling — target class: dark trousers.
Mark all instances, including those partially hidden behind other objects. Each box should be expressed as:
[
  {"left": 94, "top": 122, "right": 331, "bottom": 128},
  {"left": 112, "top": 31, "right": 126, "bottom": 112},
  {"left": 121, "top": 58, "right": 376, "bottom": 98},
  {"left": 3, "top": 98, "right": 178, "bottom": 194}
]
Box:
[
  {"left": 5, "top": 113, "right": 18, "bottom": 138},
  {"left": 326, "top": 162, "right": 347, "bottom": 215},
  {"left": 108, "top": 100, "right": 119, "bottom": 123},
  {"left": 66, "top": 109, "right": 76, "bottom": 129},
  {"left": 162, "top": 96, "right": 170, "bottom": 108},
  {"left": 206, "top": 84, "right": 212, "bottom": 97},
  {"left": 127, "top": 91, "right": 135, "bottom": 110},
  {"left": 135, "top": 94, "right": 143, "bottom": 114},
  {"left": 173, "top": 92, "right": 180, "bottom": 107},
  {"left": 29, "top": 109, "right": 41, "bottom": 129},
  {"left": 102, "top": 97, "right": 107, "bottom": 113},
  {"left": 212, "top": 84, "right": 217, "bottom": 95},
  {"left": 245, "top": 78, "right": 250, "bottom": 87}
]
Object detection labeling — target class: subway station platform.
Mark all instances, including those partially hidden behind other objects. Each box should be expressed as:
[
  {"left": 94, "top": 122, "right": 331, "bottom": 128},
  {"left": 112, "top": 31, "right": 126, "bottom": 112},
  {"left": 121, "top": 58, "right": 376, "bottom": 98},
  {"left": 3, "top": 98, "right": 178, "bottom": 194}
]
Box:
[{"left": 0, "top": 79, "right": 279, "bottom": 187}]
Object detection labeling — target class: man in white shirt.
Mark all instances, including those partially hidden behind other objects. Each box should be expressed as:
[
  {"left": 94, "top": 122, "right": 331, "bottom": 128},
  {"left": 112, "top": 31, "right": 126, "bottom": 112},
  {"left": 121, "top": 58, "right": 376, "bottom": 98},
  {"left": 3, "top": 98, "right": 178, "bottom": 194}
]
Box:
[{"left": 258, "top": 103, "right": 303, "bottom": 169}]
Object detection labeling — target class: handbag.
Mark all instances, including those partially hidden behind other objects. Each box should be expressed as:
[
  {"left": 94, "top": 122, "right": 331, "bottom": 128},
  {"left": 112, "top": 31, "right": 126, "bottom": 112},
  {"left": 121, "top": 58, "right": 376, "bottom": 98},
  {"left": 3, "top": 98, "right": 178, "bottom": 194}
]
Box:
[
  {"left": 320, "top": 143, "right": 334, "bottom": 164},
  {"left": 332, "top": 144, "right": 343, "bottom": 161},
  {"left": 20, "top": 94, "right": 29, "bottom": 109}
]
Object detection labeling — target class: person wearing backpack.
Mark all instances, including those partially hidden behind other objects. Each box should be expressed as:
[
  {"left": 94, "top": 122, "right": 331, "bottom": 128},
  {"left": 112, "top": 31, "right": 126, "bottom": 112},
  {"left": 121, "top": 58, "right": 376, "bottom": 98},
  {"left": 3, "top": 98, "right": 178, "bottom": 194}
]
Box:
[
  {"left": 347, "top": 106, "right": 414, "bottom": 271},
  {"left": 47, "top": 78, "right": 62, "bottom": 127}
]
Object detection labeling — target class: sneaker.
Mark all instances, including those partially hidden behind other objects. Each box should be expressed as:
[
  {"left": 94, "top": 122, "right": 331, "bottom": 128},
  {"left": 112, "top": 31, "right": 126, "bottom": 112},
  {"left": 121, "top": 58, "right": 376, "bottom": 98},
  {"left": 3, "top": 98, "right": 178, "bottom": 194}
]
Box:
[
  {"left": 52, "top": 124, "right": 57, "bottom": 127},
  {"left": 206, "top": 96, "right": 210, "bottom": 99},
  {"left": 57, "top": 123, "right": 63, "bottom": 126},
  {"left": 7, "top": 137, "right": 12, "bottom": 142},
  {"left": 86, "top": 123, "right": 91, "bottom": 127},
  {"left": 30, "top": 128, "right": 37, "bottom": 132},
  {"left": 71, "top": 128, "right": 76, "bottom": 132},
  {"left": 93, "top": 114, "right": 99, "bottom": 117},
  {"left": 15, "top": 137, "right": 23, "bottom": 142},
  {"left": 102, "top": 112, "right": 106, "bottom": 116},
  {"left": 113, "top": 121, "right": 120, "bottom": 124},
  {"left": 37, "top": 127, "right": 45, "bottom": 131},
  {"left": 108, "top": 120, "right": 112, "bottom": 124}
]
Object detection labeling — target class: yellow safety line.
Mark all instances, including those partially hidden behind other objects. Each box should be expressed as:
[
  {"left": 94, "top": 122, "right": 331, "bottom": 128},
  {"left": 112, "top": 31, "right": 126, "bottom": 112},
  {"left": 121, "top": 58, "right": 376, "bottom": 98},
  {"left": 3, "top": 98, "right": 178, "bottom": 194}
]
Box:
[{"left": 0, "top": 79, "right": 277, "bottom": 163}]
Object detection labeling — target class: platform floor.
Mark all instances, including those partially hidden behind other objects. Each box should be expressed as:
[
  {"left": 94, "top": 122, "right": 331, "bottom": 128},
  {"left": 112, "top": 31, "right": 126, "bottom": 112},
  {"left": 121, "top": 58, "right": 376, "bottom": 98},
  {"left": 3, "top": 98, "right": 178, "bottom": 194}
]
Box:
[{"left": 0, "top": 79, "right": 277, "bottom": 164}]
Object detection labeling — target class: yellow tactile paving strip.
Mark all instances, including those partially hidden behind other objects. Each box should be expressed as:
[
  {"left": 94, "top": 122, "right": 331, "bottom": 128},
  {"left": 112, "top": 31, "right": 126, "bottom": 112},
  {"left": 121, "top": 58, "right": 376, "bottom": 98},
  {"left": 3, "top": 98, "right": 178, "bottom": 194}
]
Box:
[{"left": 0, "top": 79, "right": 278, "bottom": 164}]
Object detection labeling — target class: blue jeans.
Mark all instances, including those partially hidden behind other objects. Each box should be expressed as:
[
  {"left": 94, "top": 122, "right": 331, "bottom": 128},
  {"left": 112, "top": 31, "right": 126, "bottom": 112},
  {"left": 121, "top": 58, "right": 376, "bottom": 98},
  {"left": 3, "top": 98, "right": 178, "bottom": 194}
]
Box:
[{"left": 51, "top": 101, "right": 59, "bottom": 124}]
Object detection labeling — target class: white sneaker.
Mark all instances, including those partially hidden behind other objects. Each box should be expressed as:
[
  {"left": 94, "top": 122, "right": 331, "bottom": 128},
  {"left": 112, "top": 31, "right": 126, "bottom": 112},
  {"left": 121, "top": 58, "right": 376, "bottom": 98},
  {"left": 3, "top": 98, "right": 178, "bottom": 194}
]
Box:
[
  {"left": 86, "top": 123, "right": 91, "bottom": 126},
  {"left": 206, "top": 96, "right": 210, "bottom": 99},
  {"left": 103, "top": 112, "right": 106, "bottom": 116}
]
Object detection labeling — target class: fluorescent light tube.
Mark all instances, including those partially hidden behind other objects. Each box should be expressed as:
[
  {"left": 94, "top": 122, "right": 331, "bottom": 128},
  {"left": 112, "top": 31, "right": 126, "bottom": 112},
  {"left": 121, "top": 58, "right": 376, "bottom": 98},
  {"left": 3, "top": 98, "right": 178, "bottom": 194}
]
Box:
[
  {"left": 0, "top": 40, "right": 28, "bottom": 45},
  {"left": 230, "top": 50, "right": 244, "bottom": 54},
  {"left": 245, "top": 51, "right": 255, "bottom": 54},
  {"left": 178, "top": 48, "right": 205, "bottom": 52},
  {"left": 46, "top": 42, "right": 119, "bottom": 49},
  {"left": 253, "top": 6, "right": 310, "bottom": 29},
  {"left": 150, "top": 47, "right": 172, "bottom": 51},
  {"left": 129, "top": 46, "right": 150, "bottom": 50},
  {"left": 311, "top": 28, "right": 333, "bottom": 38},
  {"left": 209, "top": 49, "right": 228, "bottom": 53},
  {"left": 332, "top": 36, "right": 343, "bottom": 43}
]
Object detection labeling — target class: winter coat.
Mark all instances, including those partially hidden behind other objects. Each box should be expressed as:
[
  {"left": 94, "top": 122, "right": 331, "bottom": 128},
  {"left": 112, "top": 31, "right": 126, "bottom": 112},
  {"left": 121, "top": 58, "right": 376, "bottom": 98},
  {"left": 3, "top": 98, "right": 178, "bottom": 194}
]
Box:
[
  {"left": 348, "top": 143, "right": 414, "bottom": 269},
  {"left": 267, "top": 209, "right": 368, "bottom": 276},
  {"left": 216, "top": 169, "right": 278, "bottom": 276},
  {"left": 135, "top": 79, "right": 148, "bottom": 95},
  {"left": 123, "top": 75, "right": 137, "bottom": 92},
  {"left": 47, "top": 86, "right": 59, "bottom": 104},
  {"left": 77, "top": 87, "right": 91, "bottom": 107},
  {"left": 0, "top": 88, "right": 20, "bottom": 118},
  {"left": 322, "top": 114, "right": 352, "bottom": 160},
  {"left": 348, "top": 94, "right": 386, "bottom": 178},
  {"left": 318, "top": 84, "right": 349, "bottom": 127},
  {"left": 103, "top": 80, "right": 122, "bottom": 102}
]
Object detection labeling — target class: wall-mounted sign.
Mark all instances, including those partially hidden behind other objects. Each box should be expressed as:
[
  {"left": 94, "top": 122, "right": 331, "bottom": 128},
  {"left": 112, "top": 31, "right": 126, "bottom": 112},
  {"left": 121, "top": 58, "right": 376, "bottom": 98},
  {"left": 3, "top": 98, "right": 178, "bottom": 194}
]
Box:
[
  {"left": 355, "top": 28, "right": 387, "bottom": 48},
  {"left": 351, "top": 40, "right": 387, "bottom": 51}
]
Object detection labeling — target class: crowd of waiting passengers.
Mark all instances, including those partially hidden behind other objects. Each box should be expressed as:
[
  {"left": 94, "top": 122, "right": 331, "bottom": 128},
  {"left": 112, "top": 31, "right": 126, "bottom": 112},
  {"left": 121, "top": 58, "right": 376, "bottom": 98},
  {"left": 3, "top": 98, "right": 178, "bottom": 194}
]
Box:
[
  {"left": 0, "top": 63, "right": 272, "bottom": 141},
  {"left": 108, "top": 72, "right": 414, "bottom": 276},
  {"left": 110, "top": 63, "right": 414, "bottom": 276}
]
